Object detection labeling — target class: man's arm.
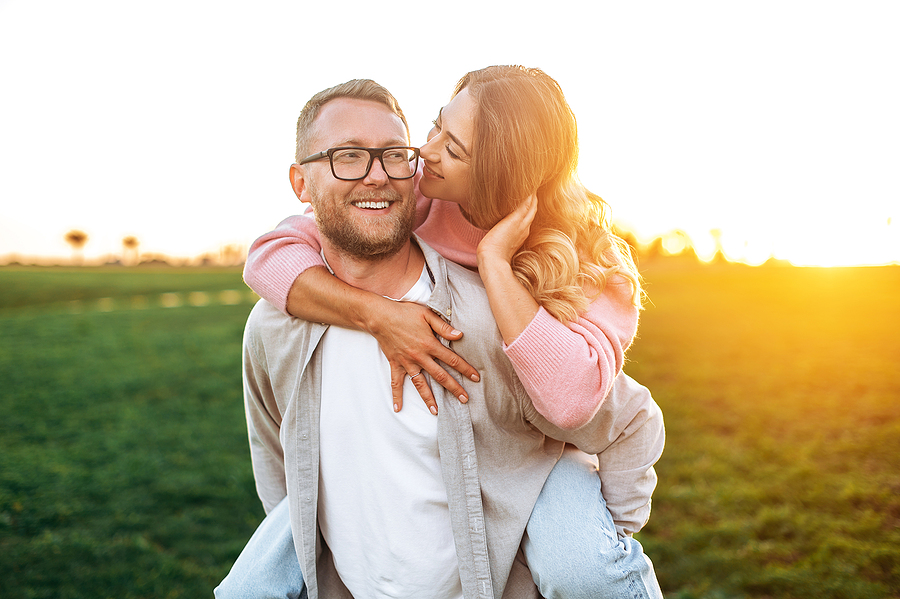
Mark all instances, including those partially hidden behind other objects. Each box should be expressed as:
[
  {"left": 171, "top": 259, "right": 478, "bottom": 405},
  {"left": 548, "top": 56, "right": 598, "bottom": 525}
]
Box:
[
  {"left": 242, "top": 210, "right": 478, "bottom": 413},
  {"left": 243, "top": 213, "right": 325, "bottom": 315},
  {"left": 242, "top": 312, "right": 288, "bottom": 513}
]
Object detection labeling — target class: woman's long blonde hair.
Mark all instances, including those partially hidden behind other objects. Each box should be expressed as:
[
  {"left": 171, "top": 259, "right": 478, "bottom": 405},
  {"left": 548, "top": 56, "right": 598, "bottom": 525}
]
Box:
[{"left": 456, "top": 66, "right": 643, "bottom": 323}]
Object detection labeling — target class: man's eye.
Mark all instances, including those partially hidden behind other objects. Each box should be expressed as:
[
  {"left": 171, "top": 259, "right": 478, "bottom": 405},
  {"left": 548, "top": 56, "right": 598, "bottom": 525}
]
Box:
[{"left": 334, "top": 151, "right": 363, "bottom": 162}]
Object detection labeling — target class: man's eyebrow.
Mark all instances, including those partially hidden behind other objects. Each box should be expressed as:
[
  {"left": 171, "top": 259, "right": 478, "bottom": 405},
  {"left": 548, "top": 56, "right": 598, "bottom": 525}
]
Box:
[{"left": 436, "top": 108, "right": 470, "bottom": 157}]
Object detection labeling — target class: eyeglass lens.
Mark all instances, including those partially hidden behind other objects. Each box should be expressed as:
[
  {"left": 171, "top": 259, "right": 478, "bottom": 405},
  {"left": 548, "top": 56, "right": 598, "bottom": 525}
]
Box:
[{"left": 331, "top": 148, "right": 417, "bottom": 180}]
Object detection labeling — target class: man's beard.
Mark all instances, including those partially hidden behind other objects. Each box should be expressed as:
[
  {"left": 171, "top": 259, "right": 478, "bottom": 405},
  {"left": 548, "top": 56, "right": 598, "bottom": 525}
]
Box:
[{"left": 311, "top": 183, "right": 416, "bottom": 262}]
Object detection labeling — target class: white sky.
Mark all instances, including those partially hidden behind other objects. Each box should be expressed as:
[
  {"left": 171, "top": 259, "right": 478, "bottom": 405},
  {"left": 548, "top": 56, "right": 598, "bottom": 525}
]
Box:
[{"left": 1, "top": 0, "right": 898, "bottom": 267}]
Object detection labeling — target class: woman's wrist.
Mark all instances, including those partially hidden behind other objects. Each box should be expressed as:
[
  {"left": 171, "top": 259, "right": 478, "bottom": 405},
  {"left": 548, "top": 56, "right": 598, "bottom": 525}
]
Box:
[
  {"left": 478, "top": 254, "right": 539, "bottom": 344},
  {"left": 355, "top": 293, "right": 393, "bottom": 336},
  {"left": 476, "top": 250, "right": 513, "bottom": 276},
  {"left": 285, "top": 267, "right": 386, "bottom": 333}
]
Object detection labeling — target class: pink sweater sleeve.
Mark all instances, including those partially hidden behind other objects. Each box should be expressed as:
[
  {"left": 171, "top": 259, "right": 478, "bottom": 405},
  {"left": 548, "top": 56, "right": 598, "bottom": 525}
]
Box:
[
  {"left": 243, "top": 176, "right": 436, "bottom": 314},
  {"left": 503, "top": 277, "right": 639, "bottom": 430},
  {"left": 242, "top": 213, "right": 326, "bottom": 314},
  {"left": 243, "top": 187, "right": 638, "bottom": 430}
]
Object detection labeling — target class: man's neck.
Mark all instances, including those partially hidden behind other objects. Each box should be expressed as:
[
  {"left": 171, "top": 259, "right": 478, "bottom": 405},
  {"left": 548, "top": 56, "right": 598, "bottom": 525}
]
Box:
[{"left": 322, "top": 238, "right": 425, "bottom": 299}]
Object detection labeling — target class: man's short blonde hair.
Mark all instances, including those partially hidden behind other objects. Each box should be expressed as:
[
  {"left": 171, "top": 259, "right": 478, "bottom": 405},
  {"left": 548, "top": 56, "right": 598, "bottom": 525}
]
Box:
[{"left": 294, "top": 79, "right": 410, "bottom": 162}]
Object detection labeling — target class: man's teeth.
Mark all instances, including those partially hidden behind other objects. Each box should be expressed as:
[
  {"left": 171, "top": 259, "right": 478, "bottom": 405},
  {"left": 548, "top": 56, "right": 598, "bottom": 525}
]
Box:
[{"left": 354, "top": 201, "right": 390, "bottom": 210}]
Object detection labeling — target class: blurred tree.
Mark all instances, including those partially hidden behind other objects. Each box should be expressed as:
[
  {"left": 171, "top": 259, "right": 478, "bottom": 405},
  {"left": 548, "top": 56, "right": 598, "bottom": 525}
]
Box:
[
  {"left": 219, "top": 244, "right": 246, "bottom": 266},
  {"left": 122, "top": 236, "right": 139, "bottom": 266},
  {"left": 642, "top": 236, "right": 664, "bottom": 259},
  {"left": 64, "top": 230, "right": 88, "bottom": 265},
  {"left": 710, "top": 228, "right": 726, "bottom": 263},
  {"left": 661, "top": 229, "right": 693, "bottom": 256},
  {"left": 612, "top": 225, "right": 640, "bottom": 263}
]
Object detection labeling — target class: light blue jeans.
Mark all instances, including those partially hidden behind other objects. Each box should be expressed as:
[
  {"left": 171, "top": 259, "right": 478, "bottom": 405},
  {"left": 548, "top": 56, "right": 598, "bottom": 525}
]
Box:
[
  {"left": 214, "top": 496, "right": 307, "bottom": 598},
  {"left": 215, "top": 450, "right": 662, "bottom": 598},
  {"left": 522, "top": 448, "right": 663, "bottom": 599}
]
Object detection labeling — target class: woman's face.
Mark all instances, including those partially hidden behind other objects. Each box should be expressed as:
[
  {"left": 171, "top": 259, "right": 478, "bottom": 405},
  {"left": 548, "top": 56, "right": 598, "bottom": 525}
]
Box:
[{"left": 418, "top": 87, "right": 476, "bottom": 206}]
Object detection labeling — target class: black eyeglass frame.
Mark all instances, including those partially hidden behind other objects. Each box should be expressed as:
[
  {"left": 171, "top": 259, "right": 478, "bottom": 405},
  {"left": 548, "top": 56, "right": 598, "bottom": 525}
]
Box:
[{"left": 298, "top": 146, "right": 420, "bottom": 181}]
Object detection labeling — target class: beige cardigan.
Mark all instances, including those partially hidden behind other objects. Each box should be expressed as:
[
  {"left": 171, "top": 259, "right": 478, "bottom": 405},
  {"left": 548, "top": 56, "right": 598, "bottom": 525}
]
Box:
[{"left": 242, "top": 237, "right": 664, "bottom": 599}]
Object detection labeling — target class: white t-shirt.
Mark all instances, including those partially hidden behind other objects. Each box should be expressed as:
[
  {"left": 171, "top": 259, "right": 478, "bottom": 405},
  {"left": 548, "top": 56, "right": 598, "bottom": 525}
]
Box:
[{"left": 318, "top": 265, "right": 463, "bottom": 599}]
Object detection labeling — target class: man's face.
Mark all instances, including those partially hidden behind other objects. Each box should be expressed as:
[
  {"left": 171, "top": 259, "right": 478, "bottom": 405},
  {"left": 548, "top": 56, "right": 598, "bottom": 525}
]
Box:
[{"left": 296, "top": 98, "right": 417, "bottom": 261}]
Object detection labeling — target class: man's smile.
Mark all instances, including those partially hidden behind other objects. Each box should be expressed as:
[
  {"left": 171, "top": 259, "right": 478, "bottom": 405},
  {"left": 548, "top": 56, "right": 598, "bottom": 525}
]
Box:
[{"left": 352, "top": 200, "right": 391, "bottom": 210}]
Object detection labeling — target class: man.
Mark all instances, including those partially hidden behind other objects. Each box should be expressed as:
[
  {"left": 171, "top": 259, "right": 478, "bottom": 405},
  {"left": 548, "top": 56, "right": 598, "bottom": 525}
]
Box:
[{"left": 217, "top": 80, "right": 662, "bottom": 599}]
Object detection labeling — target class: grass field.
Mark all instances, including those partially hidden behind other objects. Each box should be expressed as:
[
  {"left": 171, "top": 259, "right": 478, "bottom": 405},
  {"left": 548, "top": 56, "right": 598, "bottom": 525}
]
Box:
[{"left": 1, "top": 262, "right": 898, "bottom": 598}]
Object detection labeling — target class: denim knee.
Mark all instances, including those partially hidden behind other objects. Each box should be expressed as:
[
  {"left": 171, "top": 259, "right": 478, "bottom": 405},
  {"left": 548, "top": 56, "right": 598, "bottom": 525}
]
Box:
[
  {"left": 523, "top": 449, "right": 662, "bottom": 599},
  {"left": 533, "top": 535, "right": 660, "bottom": 599}
]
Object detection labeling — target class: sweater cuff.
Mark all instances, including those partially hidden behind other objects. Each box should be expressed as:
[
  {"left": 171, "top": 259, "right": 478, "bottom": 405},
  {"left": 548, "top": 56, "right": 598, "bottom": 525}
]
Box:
[
  {"left": 247, "top": 245, "right": 325, "bottom": 315},
  {"left": 503, "top": 307, "right": 574, "bottom": 388}
]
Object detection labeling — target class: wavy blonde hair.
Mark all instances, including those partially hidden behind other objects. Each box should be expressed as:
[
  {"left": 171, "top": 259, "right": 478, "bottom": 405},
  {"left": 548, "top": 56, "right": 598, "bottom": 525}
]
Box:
[{"left": 456, "top": 66, "right": 643, "bottom": 323}]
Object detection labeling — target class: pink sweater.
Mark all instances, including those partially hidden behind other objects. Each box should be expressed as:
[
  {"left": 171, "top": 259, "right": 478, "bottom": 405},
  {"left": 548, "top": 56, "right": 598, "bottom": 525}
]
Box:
[{"left": 243, "top": 195, "right": 639, "bottom": 430}]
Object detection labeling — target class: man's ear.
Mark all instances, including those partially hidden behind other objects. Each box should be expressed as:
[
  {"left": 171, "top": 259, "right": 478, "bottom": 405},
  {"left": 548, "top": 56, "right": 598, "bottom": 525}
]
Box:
[{"left": 289, "top": 164, "right": 310, "bottom": 202}]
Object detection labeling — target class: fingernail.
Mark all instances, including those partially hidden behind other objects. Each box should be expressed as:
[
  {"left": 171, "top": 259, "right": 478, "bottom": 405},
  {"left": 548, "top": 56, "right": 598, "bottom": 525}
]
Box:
[
  {"left": 451, "top": 329, "right": 461, "bottom": 336},
  {"left": 459, "top": 394, "right": 468, "bottom": 403},
  {"left": 430, "top": 406, "right": 438, "bottom": 415},
  {"left": 394, "top": 403, "right": 400, "bottom": 412},
  {"left": 471, "top": 374, "right": 480, "bottom": 382}
]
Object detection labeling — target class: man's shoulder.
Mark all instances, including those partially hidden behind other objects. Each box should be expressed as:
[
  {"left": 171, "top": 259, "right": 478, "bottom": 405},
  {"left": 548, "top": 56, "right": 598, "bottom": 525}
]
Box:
[
  {"left": 244, "top": 300, "right": 327, "bottom": 386},
  {"left": 246, "top": 298, "right": 290, "bottom": 333},
  {"left": 245, "top": 299, "right": 321, "bottom": 348}
]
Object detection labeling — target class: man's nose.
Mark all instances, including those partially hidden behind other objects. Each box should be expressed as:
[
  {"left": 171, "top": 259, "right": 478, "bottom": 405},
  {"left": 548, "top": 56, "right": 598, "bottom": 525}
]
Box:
[{"left": 363, "top": 157, "right": 389, "bottom": 185}]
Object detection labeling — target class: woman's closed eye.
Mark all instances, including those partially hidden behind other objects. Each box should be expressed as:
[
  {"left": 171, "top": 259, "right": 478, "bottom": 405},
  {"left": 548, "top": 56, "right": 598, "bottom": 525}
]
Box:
[{"left": 430, "top": 117, "right": 462, "bottom": 160}]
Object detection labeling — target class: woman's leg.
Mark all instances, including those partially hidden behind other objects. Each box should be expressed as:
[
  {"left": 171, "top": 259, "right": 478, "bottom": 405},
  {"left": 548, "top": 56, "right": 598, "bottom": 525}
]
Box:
[
  {"left": 215, "top": 496, "right": 307, "bottom": 599},
  {"left": 522, "top": 447, "right": 663, "bottom": 599}
]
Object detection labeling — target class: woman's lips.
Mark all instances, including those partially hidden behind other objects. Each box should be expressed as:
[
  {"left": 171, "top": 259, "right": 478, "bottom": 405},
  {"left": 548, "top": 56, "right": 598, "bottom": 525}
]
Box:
[{"left": 423, "top": 163, "right": 443, "bottom": 180}]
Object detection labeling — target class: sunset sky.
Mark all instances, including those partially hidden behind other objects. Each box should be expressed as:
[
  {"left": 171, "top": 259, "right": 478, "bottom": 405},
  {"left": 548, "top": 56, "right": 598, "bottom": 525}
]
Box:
[{"left": 1, "top": 1, "right": 897, "bottom": 267}]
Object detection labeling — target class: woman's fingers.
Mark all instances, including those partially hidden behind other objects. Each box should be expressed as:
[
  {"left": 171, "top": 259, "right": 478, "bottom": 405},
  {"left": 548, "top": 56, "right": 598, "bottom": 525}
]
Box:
[
  {"left": 420, "top": 355, "right": 470, "bottom": 406},
  {"left": 373, "top": 302, "right": 480, "bottom": 415},
  {"left": 390, "top": 360, "right": 440, "bottom": 414},
  {"left": 423, "top": 311, "right": 479, "bottom": 383},
  {"left": 389, "top": 362, "right": 408, "bottom": 413},
  {"left": 478, "top": 193, "right": 538, "bottom": 264},
  {"left": 389, "top": 352, "right": 472, "bottom": 415},
  {"left": 408, "top": 368, "right": 438, "bottom": 415},
  {"left": 523, "top": 192, "right": 538, "bottom": 221}
]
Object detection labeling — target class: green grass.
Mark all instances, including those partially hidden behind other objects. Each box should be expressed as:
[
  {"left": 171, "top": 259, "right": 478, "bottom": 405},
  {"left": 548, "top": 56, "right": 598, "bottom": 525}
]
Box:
[
  {"left": 0, "top": 262, "right": 898, "bottom": 598},
  {"left": 0, "top": 265, "right": 253, "bottom": 312},
  {"left": 0, "top": 268, "right": 260, "bottom": 599},
  {"left": 629, "top": 259, "right": 900, "bottom": 598}
]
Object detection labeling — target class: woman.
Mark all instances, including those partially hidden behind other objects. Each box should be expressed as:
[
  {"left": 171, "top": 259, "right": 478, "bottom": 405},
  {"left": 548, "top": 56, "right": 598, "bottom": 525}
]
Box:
[{"left": 242, "top": 66, "right": 663, "bottom": 597}]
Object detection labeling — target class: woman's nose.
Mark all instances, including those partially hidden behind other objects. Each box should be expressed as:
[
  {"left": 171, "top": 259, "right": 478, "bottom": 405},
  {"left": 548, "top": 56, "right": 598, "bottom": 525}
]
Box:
[{"left": 419, "top": 135, "right": 439, "bottom": 161}]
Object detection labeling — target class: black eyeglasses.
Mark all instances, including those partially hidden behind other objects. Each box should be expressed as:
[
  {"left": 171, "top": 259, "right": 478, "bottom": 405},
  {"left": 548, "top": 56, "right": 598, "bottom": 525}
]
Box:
[{"left": 299, "top": 146, "right": 420, "bottom": 181}]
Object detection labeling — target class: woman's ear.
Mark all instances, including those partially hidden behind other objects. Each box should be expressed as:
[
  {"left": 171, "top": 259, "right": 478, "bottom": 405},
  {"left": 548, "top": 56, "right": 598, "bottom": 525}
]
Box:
[{"left": 289, "top": 164, "right": 309, "bottom": 202}]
